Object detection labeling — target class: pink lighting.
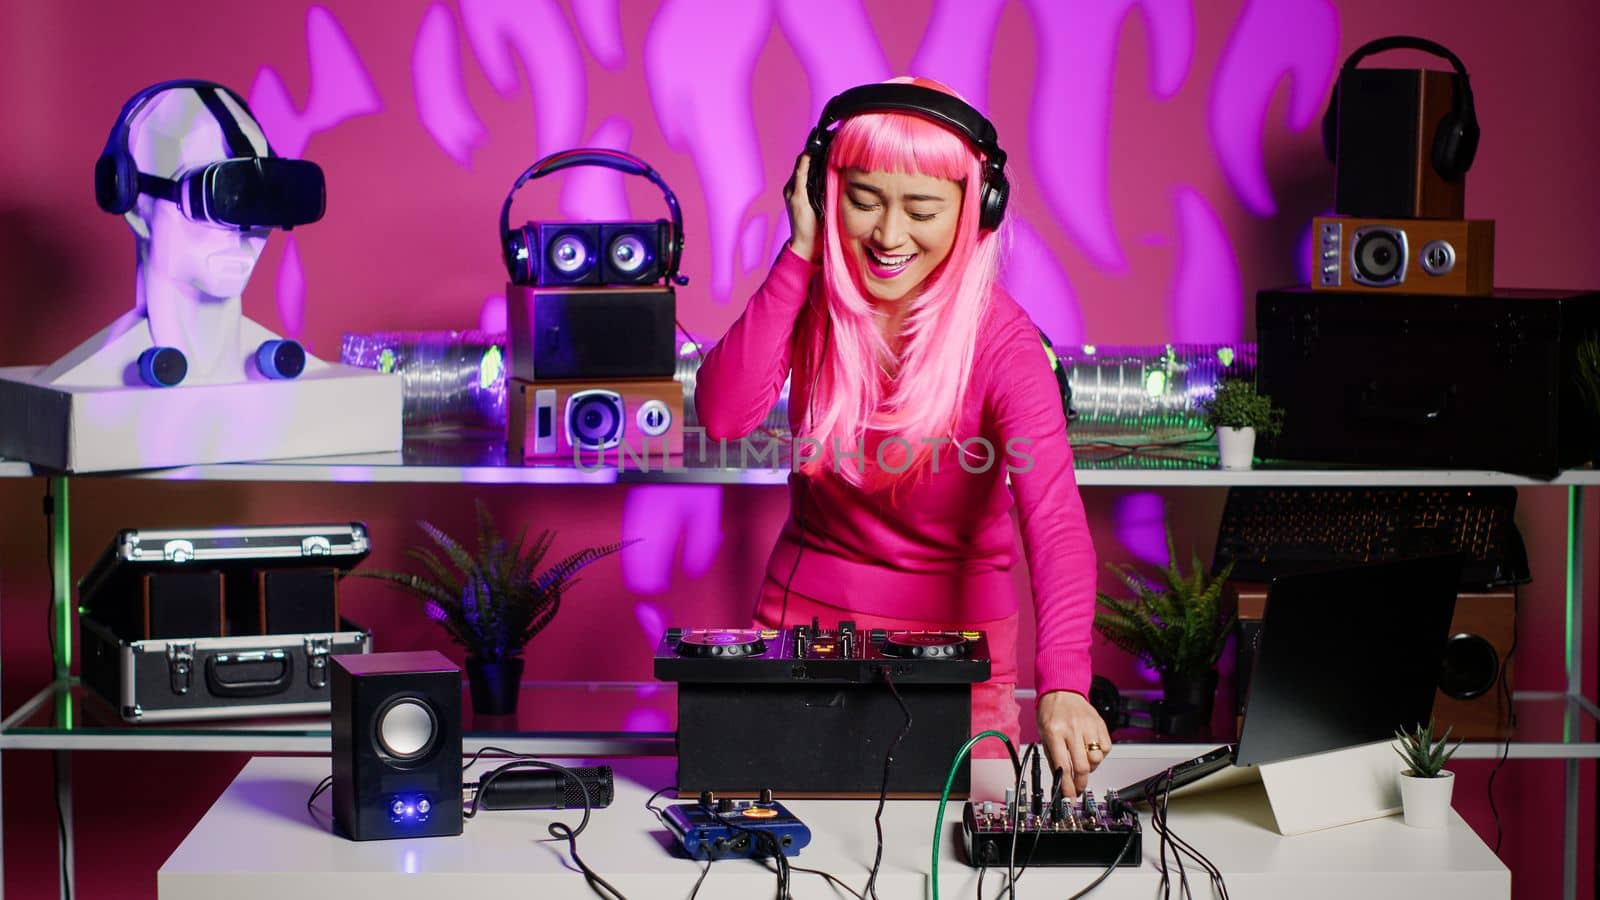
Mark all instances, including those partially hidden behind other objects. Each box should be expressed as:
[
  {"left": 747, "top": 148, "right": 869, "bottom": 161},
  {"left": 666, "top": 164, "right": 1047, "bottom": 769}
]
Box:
[
  {"left": 621, "top": 486, "right": 724, "bottom": 595},
  {"left": 249, "top": 5, "right": 381, "bottom": 339},
  {"left": 414, "top": 3, "right": 489, "bottom": 166},
  {"left": 458, "top": 0, "right": 587, "bottom": 157},
  {"left": 1170, "top": 187, "right": 1243, "bottom": 342},
  {"left": 1021, "top": 0, "right": 1195, "bottom": 272},
  {"left": 1208, "top": 0, "right": 1340, "bottom": 216}
]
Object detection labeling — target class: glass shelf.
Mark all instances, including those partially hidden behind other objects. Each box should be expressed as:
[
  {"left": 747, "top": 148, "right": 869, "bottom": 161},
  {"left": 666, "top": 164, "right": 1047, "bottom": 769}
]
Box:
[
  {"left": 5, "top": 678, "right": 1594, "bottom": 760},
  {"left": 0, "top": 679, "right": 673, "bottom": 755},
  {"left": 2, "top": 433, "right": 1595, "bottom": 486}
]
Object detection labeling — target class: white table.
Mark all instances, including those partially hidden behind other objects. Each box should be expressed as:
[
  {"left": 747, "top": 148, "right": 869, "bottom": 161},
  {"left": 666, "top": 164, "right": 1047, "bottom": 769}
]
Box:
[{"left": 159, "top": 754, "right": 1509, "bottom": 899}]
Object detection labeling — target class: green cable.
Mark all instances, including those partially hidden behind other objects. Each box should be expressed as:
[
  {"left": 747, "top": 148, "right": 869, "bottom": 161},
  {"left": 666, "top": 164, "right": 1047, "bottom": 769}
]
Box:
[{"left": 929, "top": 730, "right": 1022, "bottom": 900}]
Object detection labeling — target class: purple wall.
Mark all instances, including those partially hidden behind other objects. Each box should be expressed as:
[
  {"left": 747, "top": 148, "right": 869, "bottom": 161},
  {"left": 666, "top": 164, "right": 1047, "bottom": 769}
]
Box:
[{"left": 0, "top": 1, "right": 1596, "bottom": 897}]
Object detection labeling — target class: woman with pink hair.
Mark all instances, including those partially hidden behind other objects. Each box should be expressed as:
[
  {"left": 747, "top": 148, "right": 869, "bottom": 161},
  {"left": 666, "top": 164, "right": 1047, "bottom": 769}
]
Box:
[{"left": 696, "top": 78, "right": 1107, "bottom": 792}]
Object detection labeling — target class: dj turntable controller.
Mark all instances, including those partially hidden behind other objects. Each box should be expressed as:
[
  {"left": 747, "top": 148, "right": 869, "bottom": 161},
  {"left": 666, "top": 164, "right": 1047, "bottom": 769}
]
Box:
[
  {"left": 654, "top": 620, "right": 991, "bottom": 683},
  {"left": 655, "top": 620, "right": 992, "bottom": 798}
]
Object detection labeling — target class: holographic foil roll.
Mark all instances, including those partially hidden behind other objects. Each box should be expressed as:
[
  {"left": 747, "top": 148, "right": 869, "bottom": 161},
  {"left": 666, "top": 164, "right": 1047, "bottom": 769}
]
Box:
[
  {"left": 676, "top": 340, "right": 791, "bottom": 436},
  {"left": 1055, "top": 343, "right": 1256, "bottom": 441},
  {"left": 341, "top": 331, "right": 508, "bottom": 431}
]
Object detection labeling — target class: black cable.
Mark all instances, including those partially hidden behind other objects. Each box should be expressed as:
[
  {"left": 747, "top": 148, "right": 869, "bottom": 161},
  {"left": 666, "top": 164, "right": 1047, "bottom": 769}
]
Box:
[
  {"left": 462, "top": 747, "right": 623, "bottom": 899},
  {"left": 1145, "top": 767, "right": 1229, "bottom": 900},
  {"left": 1487, "top": 588, "right": 1520, "bottom": 854},
  {"left": 688, "top": 857, "right": 713, "bottom": 899},
  {"left": 644, "top": 783, "right": 678, "bottom": 828},
  {"left": 1156, "top": 770, "right": 1192, "bottom": 900},
  {"left": 1064, "top": 827, "right": 1138, "bottom": 900},
  {"left": 465, "top": 758, "right": 594, "bottom": 836},
  {"left": 975, "top": 864, "right": 986, "bottom": 899},
  {"left": 44, "top": 482, "right": 72, "bottom": 900},
  {"left": 643, "top": 783, "right": 727, "bottom": 900},
  {"left": 551, "top": 819, "right": 630, "bottom": 900},
  {"left": 706, "top": 807, "right": 790, "bottom": 899},
  {"left": 862, "top": 667, "right": 913, "bottom": 900},
  {"left": 784, "top": 861, "right": 865, "bottom": 900},
  {"left": 305, "top": 774, "right": 334, "bottom": 819},
  {"left": 1004, "top": 743, "right": 1036, "bottom": 899}
]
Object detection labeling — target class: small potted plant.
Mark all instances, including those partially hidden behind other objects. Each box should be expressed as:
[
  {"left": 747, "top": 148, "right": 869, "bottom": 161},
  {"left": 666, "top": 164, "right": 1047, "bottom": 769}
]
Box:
[
  {"left": 364, "top": 500, "right": 633, "bottom": 716},
  {"left": 1093, "top": 530, "right": 1235, "bottom": 738},
  {"left": 1198, "top": 378, "right": 1285, "bottom": 470},
  {"left": 1393, "top": 718, "right": 1461, "bottom": 828}
]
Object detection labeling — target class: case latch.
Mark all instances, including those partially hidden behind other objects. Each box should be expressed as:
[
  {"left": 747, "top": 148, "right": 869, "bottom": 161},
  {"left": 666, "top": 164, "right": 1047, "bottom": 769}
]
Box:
[
  {"left": 300, "top": 536, "right": 332, "bottom": 556},
  {"left": 305, "top": 636, "right": 332, "bottom": 689},
  {"left": 167, "top": 642, "right": 195, "bottom": 694}
]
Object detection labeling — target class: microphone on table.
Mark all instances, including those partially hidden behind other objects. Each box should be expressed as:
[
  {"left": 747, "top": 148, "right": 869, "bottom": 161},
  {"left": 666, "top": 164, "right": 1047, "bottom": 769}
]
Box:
[{"left": 464, "top": 765, "right": 615, "bottom": 811}]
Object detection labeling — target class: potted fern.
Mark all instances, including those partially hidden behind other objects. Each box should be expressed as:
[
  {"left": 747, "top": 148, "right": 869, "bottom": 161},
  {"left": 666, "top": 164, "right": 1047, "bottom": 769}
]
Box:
[
  {"left": 1198, "top": 378, "right": 1285, "bottom": 470},
  {"left": 364, "top": 500, "right": 633, "bottom": 716},
  {"left": 1394, "top": 718, "right": 1461, "bottom": 828},
  {"left": 1093, "top": 531, "right": 1235, "bottom": 738}
]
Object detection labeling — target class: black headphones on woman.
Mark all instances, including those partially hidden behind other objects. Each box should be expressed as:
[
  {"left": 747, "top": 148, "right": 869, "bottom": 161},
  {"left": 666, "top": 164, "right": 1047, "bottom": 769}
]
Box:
[
  {"left": 804, "top": 82, "right": 1010, "bottom": 232},
  {"left": 1321, "top": 35, "right": 1480, "bottom": 182}
]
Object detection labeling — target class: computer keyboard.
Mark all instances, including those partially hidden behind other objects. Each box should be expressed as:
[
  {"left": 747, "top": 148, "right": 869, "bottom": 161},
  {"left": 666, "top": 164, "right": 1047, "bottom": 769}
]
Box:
[{"left": 1211, "top": 486, "right": 1530, "bottom": 590}]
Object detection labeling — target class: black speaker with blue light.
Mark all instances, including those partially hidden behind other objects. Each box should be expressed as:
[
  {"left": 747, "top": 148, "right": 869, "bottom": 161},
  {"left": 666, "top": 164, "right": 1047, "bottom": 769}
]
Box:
[{"left": 332, "top": 650, "right": 463, "bottom": 841}]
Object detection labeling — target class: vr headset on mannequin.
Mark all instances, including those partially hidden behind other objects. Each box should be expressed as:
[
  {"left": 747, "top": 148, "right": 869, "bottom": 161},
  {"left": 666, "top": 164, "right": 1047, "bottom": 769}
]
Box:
[{"left": 94, "top": 78, "right": 325, "bottom": 230}]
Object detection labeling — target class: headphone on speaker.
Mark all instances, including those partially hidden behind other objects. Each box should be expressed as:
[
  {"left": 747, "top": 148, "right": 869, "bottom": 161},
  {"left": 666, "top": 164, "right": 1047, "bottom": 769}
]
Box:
[
  {"left": 95, "top": 79, "right": 268, "bottom": 216},
  {"left": 1321, "top": 35, "right": 1480, "bottom": 182},
  {"left": 499, "top": 148, "right": 687, "bottom": 286},
  {"left": 804, "top": 82, "right": 1010, "bottom": 233}
]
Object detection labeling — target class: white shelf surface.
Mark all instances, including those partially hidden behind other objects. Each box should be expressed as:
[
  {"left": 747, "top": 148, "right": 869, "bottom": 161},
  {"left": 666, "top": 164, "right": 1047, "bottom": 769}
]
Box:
[{"left": 157, "top": 754, "right": 1509, "bottom": 900}]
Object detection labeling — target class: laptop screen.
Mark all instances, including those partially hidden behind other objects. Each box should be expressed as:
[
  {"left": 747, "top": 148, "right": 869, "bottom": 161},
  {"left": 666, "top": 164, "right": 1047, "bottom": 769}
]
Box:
[{"left": 1233, "top": 554, "right": 1463, "bottom": 765}]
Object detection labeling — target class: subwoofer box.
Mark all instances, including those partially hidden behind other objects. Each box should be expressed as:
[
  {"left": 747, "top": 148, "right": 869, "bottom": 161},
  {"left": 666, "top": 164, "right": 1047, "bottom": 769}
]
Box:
[
  {"left": 1257, "top": 287, "right": 1600, "bottom": 477},
  {"left": 1233, "top": 582, "right": 1514, "bottom": 739}
]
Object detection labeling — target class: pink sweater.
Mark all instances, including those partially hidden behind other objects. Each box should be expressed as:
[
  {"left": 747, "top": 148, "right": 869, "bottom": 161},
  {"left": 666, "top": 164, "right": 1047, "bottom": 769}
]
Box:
[{"left": 695, "top": 248, "right": 1097, "bottom": 697}]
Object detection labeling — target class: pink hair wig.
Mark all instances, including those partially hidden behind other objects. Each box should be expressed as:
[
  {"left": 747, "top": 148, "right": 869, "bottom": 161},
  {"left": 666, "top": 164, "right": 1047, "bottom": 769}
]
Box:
[{"left": 804, "top": 81, "right": 1005, "bottom": 492}]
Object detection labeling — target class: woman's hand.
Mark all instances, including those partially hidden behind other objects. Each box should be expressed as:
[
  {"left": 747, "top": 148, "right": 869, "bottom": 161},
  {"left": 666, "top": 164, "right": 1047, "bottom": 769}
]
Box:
[
  {"left": 1036, "top": 689, "right": 1113, "bottom": 798},
  {"left": 783, "top": 150, "right": 820, "bottom": 262}
]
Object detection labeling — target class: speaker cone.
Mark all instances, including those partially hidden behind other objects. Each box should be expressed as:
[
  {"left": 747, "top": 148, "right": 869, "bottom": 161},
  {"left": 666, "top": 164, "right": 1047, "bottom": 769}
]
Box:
[
  {"left": 1438, "top": 632, "right": 1499, "bottom": 701},
  {"left": 549, "top": 232, "right": 592, "bottom": 276},
  {"left": 376, "top": 697, "right": 438, "bottom": 760},
  {"left": 1351, "top": 227, "right": 1406, "bottom": 285},
  {"left": 567, "top": 390, "right": 624, "bottom": 449},
  {"left": 609, "top": 234, "right": 649, "bottom": 275}
]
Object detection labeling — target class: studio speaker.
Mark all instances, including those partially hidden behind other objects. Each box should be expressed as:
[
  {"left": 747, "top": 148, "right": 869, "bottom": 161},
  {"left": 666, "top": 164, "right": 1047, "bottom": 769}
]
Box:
[
  {"left": 332, "top": 650, "right": 463, "bottom": 840},
  {"left": 1331, "top": 68, "right": 1467, "bottom": 219},
  {"left": 1233, "top": 583, "right": 1514, "bottom": 740}
]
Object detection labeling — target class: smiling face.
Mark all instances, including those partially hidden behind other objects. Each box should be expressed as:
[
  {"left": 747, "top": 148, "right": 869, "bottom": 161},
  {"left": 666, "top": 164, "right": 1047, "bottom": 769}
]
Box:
[{"left": 838, "top": 167, "right": 963, "bottom": 303}]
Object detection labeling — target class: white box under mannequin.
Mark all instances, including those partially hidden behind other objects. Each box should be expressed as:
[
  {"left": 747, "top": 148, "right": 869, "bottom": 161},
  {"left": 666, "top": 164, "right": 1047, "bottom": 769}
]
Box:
[{"left": 0, "top": 362, "right": 402, "bottom": 472}]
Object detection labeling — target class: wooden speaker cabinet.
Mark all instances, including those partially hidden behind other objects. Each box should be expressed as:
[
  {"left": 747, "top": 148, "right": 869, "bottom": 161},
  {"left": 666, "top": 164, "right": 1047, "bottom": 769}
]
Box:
[{"left": 1233, "top": 582, "right": 1514, "bottom": 740}]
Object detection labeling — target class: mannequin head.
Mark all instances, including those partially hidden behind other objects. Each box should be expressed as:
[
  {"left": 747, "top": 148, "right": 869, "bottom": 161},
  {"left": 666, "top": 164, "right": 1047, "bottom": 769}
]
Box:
[{"left": 121, "top": 86, "right": 273, "bottom": 303}]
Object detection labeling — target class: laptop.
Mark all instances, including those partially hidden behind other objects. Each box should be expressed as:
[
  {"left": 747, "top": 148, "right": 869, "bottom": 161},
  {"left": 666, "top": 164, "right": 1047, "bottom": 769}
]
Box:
[{"left": 1115, "top": 554, "right": 1463, "bottom": 809}]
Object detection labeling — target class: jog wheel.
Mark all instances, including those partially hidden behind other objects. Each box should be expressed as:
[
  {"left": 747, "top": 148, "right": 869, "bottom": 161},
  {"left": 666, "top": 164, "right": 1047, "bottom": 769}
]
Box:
[
  {"left": 674, "top": 629, "right": 767, "bottom": 658},
  {"left": 881, "top": 631, "right": 969, "bottom": 660}
]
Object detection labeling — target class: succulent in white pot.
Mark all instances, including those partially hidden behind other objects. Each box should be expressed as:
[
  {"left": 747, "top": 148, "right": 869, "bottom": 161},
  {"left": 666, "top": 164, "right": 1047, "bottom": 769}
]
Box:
[{"left": 1393, "top": 718, "right": 1461, "bottom": 828}]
